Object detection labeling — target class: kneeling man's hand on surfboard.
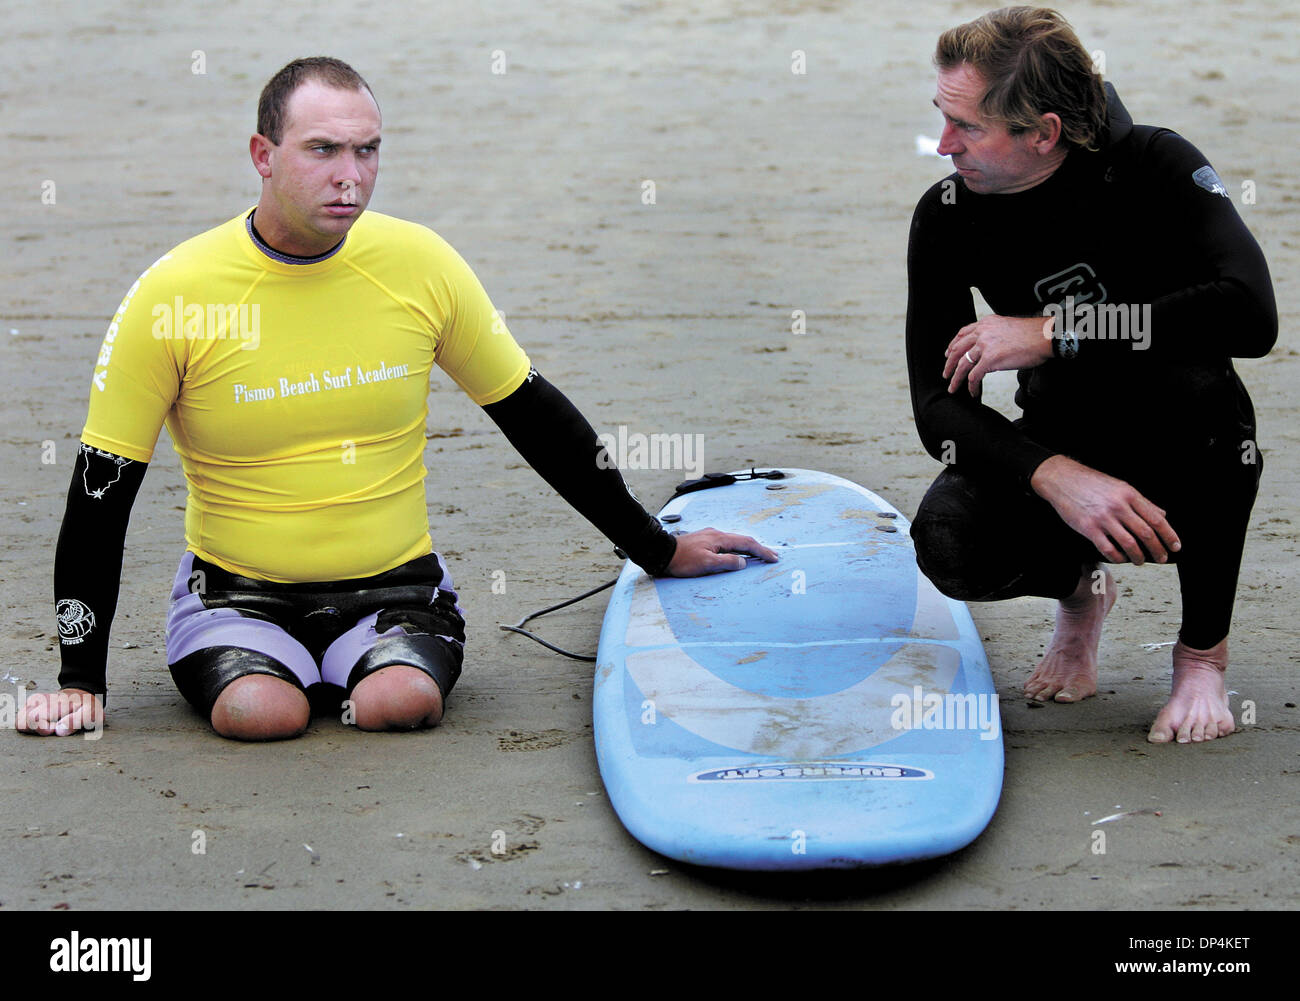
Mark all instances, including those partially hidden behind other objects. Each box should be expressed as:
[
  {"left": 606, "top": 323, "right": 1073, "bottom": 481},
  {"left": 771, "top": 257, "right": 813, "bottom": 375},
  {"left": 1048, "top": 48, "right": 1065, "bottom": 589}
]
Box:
[
  {"left": 664, "top": 529, "right": 778, "bottom": 576},
  {"left": 16, "top": 688, "right": 104, "bottom": 737}
]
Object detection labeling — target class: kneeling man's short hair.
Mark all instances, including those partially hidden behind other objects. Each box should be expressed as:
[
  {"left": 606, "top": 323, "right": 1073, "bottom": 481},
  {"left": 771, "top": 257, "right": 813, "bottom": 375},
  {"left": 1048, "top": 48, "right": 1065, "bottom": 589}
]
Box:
[{"left": 257, "top": 56, "right": 376, "bottom": 145}]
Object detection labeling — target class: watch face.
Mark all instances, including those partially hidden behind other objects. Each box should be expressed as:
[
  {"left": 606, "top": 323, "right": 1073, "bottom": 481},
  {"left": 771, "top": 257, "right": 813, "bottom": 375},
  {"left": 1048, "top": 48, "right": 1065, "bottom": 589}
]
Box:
[{"left": 1058, "top": 332, "right": 1079, "bottom": 359}]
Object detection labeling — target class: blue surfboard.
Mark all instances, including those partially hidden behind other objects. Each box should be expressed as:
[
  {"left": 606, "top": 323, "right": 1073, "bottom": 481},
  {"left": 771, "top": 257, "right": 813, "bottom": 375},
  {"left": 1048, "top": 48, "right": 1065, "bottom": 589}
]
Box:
[{"left": 593, "top": 468, "right": 1003, "bottom": 870}]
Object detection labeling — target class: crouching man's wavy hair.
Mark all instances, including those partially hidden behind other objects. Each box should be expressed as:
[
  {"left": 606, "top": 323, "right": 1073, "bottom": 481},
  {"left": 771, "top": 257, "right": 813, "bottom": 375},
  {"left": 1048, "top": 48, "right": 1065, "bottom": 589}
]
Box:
[{"left": 936, "top": 6, "right": 1107, "bottom": 152}]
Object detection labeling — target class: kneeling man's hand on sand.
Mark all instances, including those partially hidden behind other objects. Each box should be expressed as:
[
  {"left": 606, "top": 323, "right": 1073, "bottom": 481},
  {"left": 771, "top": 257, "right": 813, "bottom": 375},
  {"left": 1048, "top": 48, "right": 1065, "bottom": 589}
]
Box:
[{"left": 17, "top": 688, "right": 104, "bottom": 737}]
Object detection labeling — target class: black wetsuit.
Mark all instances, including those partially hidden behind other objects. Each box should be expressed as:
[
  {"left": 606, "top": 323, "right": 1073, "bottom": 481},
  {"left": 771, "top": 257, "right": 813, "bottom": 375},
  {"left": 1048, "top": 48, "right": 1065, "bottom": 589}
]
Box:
[{"left": 905, "top": 85, "right": 1276, "bottom": 648}]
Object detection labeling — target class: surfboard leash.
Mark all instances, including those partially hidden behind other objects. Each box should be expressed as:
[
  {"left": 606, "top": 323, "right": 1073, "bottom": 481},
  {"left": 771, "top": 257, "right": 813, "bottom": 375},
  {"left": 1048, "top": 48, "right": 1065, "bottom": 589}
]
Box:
[
  {"left": 667, "top": 467, "right": 786, "bottom": 496},
  {"left": 497, "top": 468, "right": 787, "bottom": 661},
  {"left": 497, "top": 578, "right": 617, "bottom": 661}
]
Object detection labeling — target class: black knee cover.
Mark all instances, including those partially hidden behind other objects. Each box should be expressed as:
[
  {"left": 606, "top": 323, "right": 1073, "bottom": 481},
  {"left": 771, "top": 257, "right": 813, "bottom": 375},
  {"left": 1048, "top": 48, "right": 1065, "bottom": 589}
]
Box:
[
  {"left": 169, "top": 645, "right": 305, "bottom": 720},
  {"left": 343, "top": 601, "right": 465, "bottom": 701}
]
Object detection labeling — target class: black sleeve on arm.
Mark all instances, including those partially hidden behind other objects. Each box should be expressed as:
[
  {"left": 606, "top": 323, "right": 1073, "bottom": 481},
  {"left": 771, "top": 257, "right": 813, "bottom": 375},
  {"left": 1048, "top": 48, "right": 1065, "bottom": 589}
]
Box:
[
  {"left": 54, "top": 443, "right": 148, "bottom": 699},
  {"left": 905, "top": 185, "right": 1057, "bottom": 489},
  {"left": 1076, "top": 129, "right": 1277, "bottom": 363},
  {"left": 1144, "top": 130, "right": 1277, "bottom": 359},
  {"left": 481, "top": 370, "right": 678, "bottom": 576}
]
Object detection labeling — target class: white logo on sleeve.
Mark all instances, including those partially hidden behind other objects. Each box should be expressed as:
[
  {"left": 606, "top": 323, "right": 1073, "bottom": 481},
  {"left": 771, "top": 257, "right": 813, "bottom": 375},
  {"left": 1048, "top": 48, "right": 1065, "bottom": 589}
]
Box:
[
  {"left": 81, "top": 444, "right": 132, "bottom": 499},
  {"left": 1192, "top": 165, "right": 1228, "bottom": 198},
  {"left": 56, "top": 599, "right": 96, "bottom": 644}
]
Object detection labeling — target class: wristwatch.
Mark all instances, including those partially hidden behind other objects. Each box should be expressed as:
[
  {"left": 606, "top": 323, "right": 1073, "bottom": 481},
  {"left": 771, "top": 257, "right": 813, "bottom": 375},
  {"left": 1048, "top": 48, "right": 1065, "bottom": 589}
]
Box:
[{"left": 1052, "top": 324, "right": 1080, "bottom": 360}]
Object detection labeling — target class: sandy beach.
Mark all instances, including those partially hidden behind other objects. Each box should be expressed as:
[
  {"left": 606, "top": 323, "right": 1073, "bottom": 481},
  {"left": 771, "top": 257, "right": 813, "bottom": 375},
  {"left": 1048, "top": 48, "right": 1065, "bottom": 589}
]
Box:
[{"left": 2, "top": 0, "right": 1297, "bottom": 916}]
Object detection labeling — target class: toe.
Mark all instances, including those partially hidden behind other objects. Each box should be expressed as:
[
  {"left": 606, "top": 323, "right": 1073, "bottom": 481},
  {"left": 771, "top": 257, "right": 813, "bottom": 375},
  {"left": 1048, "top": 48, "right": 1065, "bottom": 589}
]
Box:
[{"left": 1147, "top": 708, "right": 1176, "bottom": 743}]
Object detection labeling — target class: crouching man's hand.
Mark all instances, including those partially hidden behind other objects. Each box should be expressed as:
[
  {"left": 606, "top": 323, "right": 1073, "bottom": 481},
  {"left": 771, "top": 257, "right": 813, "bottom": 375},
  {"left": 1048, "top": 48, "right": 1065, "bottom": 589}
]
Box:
[{"left": 1031, "top": 455, "right": 1181, "bottom": 566}]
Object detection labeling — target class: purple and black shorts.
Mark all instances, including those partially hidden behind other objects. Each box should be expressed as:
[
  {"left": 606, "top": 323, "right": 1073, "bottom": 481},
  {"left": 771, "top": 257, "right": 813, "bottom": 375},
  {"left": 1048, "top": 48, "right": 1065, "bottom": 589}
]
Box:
[{"left": 165, "top": 551, "right": 466, "bottom": 718}]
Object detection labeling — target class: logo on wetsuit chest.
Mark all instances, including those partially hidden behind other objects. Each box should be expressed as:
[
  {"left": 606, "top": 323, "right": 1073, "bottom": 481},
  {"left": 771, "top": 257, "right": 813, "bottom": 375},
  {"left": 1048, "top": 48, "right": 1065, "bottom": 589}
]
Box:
[
  {"left": 1033, "top": 262, "right": 1107, "bottom": 308},
  {"left": 1034, "top": 263, "right": 1153, "bottom": 351}
]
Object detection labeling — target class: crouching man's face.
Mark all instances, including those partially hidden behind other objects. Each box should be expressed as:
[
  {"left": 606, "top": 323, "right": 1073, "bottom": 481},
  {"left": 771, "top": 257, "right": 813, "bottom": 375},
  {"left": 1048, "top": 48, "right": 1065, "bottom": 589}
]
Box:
[{"left": 934, "top": 62, "right": 1063, "bottom": 195}]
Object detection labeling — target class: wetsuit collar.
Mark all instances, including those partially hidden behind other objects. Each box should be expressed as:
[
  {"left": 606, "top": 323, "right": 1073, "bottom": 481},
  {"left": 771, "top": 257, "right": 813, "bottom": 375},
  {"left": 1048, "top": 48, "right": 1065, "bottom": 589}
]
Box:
[
  {"left": 245, "top": 209, "right": 346, "bottom": 266},
  {"left": 1103, "top": 81, "right": 1133, "bottom": 146}
]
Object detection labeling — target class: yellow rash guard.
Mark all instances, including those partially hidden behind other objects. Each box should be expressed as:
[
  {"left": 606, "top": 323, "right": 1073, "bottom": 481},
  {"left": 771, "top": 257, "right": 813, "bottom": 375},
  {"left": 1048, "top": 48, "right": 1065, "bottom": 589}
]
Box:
[{"left": 81, "top": 209, "right": 531, "bottom": 582}]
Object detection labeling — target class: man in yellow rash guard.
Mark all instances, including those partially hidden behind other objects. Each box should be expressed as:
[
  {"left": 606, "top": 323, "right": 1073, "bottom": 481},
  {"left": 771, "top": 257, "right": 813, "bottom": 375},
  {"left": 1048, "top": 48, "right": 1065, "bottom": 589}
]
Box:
[
  {"left": 22, "top": 57, "right": 777, "bottom": 742},
  {"left": 84, "top": 207, "right": 529, "bottom": 584}
]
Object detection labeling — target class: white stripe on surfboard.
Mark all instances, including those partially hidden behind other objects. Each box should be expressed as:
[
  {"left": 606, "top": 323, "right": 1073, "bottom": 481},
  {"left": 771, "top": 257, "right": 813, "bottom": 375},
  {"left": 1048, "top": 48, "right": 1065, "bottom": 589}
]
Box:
[
  {"left": 628, "top": 637, "right": 956, "bottom": 650},
  {"left": 626, "top": 641, "right": 962, "bottom": 757},
  {"left": 619, "top": 560, "right": 967, "bottom": 755}
]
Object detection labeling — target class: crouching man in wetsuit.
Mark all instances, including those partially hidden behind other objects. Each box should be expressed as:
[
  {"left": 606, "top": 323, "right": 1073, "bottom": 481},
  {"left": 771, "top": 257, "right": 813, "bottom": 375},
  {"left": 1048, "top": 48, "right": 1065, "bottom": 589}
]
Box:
[
  {"left": 905, "top": 8, "right": 1276, "bottom": 742},
  {"left": 20, "top": 57, "right": 776, "bottom": 741}
]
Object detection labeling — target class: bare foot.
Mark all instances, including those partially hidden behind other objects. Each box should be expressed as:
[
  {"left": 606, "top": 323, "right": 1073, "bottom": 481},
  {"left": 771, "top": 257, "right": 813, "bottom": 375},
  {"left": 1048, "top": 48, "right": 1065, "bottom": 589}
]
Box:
[
  {"left": 1147, "top": 637, "right": 1233, "bottom": 743},
  {"left": 1025, "top": 566, "right": 1116, "bottom": 703}
]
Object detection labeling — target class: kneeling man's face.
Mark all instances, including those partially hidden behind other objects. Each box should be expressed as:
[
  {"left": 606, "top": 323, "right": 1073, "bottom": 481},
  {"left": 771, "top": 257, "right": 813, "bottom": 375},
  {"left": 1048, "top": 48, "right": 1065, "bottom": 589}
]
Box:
[
  {"left": 934, "top": 62, "right": 1051, "bottom": 195},
  {"left": 259, "top": 81, "right": 382, "bottom": 253}
]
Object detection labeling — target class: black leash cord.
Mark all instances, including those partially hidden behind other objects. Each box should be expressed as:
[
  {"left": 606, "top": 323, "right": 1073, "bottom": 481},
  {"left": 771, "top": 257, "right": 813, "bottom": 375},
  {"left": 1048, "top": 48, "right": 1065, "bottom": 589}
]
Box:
[
  {"left": 497, "top": 577, "right": 617, "bottom": 661},
  {"left": 498, "top": 468, "right": 784, "bottom": 661}
]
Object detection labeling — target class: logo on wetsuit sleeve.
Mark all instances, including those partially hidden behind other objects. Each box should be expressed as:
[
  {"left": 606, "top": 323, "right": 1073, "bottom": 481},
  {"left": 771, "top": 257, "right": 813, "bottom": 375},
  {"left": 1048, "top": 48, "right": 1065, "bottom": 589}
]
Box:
[
  {"left": 81, "top": 444, "right": 133, "bottom": 499},
  {"left": 1192, "top": 165, "right": 1229, "bottom": 198},
  {"left": 56, "top": 599, "right": 96, "bottom": 644}
]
